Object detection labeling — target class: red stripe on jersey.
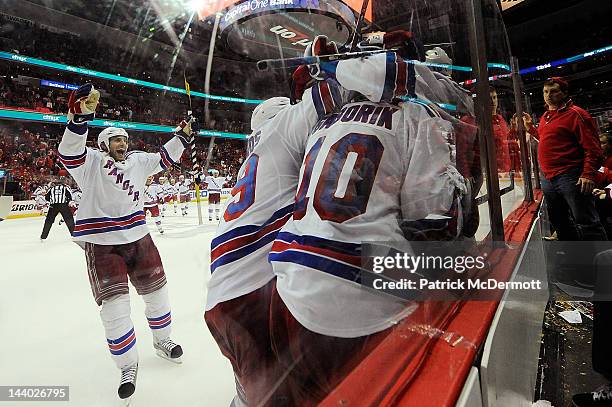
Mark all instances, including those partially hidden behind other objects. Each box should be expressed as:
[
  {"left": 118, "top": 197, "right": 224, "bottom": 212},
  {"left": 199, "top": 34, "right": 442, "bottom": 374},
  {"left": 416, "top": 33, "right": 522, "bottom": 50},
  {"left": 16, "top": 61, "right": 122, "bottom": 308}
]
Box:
[
  {"left": 210, "top": 213, "right": 291, "bottom": 263},
  {"left": 74, "top": 214, "right": 145, "bottom": 232},
  {"left": 271, "top": 240, "right": 361, "bottom": 267},
  {"left": 319, "top": 82, "right": 335, "bottom": 115},
  {"left": 395, "top": 56, "right": 407, "bottom": 97}
]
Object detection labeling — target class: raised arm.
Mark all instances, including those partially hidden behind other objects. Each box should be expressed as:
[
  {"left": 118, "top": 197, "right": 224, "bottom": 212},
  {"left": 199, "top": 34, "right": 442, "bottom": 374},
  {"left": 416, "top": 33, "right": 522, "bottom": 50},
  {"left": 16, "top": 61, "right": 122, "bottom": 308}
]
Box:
[
  {"left": 139, "top": 117, "right": 198, "bottom": 176},
  {"left": 58, "top": 84, "right": 100, "bottom": 185}
]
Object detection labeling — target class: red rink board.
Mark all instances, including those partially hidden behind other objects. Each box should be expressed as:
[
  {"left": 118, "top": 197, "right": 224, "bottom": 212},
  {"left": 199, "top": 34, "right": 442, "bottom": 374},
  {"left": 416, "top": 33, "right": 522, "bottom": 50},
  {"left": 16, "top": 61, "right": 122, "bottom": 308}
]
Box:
[{"left": 321, "top": 191, "right": 543, "bottom": 407}]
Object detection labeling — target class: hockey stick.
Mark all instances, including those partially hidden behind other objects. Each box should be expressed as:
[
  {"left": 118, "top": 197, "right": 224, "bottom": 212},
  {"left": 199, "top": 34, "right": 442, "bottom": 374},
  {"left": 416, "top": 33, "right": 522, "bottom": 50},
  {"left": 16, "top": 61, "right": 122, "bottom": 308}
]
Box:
[
  {"left": 349, "top": 0, "right": 370, "bottom": 52},
  {"left": 183, "top": 71, "right": 204, "bottom": 225},
  {"left": 257, "top": 48, "right": 395, "bottom": 71}
]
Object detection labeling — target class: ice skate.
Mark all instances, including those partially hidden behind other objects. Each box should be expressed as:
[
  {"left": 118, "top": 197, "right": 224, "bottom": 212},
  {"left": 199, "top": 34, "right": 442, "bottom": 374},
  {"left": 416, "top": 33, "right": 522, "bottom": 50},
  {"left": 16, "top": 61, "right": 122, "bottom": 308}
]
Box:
[
  {"left": 154, "top": 337, "right": 183, "bottom": 364},
  {"left": 118, "top": 363, "right": 138, "bottom": 404}
]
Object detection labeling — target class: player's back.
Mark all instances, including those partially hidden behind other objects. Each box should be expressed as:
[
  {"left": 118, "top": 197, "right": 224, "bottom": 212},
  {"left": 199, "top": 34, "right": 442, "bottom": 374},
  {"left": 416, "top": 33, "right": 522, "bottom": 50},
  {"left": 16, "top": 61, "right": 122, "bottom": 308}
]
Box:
[
  {"left": 269, "top": 99, "right": 464, "bottom": 338},
  {"left": 206, "top": 102, "right": 315, "bottom": 311}
]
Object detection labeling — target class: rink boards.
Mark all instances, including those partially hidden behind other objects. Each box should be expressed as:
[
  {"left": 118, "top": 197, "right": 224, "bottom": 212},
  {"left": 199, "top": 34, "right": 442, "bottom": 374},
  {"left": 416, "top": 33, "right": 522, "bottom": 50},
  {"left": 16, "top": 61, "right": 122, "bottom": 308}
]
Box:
[{"left": 6, "top": 188, "right": 233, "bottom": 219}]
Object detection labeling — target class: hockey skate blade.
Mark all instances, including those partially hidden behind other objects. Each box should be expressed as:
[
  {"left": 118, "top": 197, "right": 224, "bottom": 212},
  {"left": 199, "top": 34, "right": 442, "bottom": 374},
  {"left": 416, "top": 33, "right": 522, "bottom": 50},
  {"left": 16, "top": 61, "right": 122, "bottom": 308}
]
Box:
[
  {"left": 155, "top": 349, "right": 182, "bottom": 364},
  {"left": 123, "top": 396, "right": 133, "bottom": 406}
]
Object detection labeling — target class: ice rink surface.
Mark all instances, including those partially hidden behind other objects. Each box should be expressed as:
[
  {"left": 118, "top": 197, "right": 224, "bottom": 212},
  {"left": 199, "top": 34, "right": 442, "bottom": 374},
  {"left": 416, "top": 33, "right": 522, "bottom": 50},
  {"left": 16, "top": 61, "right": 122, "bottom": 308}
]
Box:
[
  {"left": 0, "top": 203, "right": 236, "bottom": 406},
  {"left": 0, "top": 176, "right": 525, "bottom": 407}
]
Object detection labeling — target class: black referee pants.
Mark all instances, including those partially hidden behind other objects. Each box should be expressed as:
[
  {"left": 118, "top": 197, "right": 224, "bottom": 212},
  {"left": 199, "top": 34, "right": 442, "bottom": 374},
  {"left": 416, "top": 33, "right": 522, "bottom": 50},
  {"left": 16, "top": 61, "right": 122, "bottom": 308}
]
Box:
[{"left": 40, "top": 203, "right": 75, "bottom": 239}]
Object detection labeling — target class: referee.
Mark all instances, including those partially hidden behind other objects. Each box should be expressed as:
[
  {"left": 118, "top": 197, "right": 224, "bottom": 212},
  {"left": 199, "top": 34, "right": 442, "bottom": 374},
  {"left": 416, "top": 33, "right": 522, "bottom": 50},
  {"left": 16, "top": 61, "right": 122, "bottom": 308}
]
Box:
[{"left": 40, "top": 178, "right": 75, "bottom": 241}]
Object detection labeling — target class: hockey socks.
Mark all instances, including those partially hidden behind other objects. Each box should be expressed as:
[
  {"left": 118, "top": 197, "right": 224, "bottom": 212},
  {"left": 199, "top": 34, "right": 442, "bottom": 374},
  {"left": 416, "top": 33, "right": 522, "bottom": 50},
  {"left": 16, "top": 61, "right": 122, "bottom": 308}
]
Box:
[{"left": 100, "top": 294, "right": 138, "bottom": 370}]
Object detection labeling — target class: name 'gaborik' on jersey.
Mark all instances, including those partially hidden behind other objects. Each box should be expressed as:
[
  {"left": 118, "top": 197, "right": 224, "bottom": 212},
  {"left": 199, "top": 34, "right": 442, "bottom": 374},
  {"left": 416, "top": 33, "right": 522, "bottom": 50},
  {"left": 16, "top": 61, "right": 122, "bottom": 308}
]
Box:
[
  {"left": 58, "top": 123, "right": 187, "bottom": 244},
  {"left": 206, "top": 51, "right": 419, "bottom": 312},
  {"left": 269, "top": 98, "right": 466, "bottom": 339}
]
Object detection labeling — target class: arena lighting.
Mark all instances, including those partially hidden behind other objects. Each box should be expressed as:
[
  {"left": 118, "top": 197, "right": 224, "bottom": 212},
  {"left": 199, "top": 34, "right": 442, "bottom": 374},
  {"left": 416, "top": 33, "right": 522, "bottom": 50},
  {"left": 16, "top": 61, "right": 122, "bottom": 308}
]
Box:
[
  {"left": 0, "top": 49, "right": 507, "bottom": 96},
  {"left": 0, "top": 109, "right": 249, "bottom": 140},
  {"left": 193, "top": 0, "right": 372, "bottom": 20},
  {"left": 458, "top": 44, "right": 612, "bottom": 85},
  {"left": 0, "top": 51, "right": 263, "bottom": 105},
  {"left": 519, "top": 44, "right": 612, "bottom": 74}
]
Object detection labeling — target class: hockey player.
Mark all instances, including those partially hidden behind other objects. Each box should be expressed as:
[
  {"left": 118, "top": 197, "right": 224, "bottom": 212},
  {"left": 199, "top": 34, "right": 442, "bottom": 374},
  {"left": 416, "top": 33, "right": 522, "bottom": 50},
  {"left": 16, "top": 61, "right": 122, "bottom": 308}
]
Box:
[
  {"left": 61, "top": 185, "right": 81, "bottom": 225},
  {"left": 69, "top": 187, "right": 82, "bottom": 216},
  {"left": 204, "top": 169, "right": 229, "bottom": 222},
  {"left": 168, "top": 177, "right": 179, "bottom": 214},
  {"left": 144, "top": 176, "right": 164, "bottom": 234},
  {"left": 32, "top": 183, "right": 48, "bottom": 215},
  {"left": 205, "top": 35, "right": 426, "bottom": 406},
  {"left": 266, "top": 39, "right": 467, "bottom": 404},
  {"left": 177, "top": 174, "right": 191, "bottom": 216},
  {"left": 57, "top": 84, "right": 196, "bottom": 403},
  {"left": 158, "top": 176, "right": 170, "bottom": 217}
]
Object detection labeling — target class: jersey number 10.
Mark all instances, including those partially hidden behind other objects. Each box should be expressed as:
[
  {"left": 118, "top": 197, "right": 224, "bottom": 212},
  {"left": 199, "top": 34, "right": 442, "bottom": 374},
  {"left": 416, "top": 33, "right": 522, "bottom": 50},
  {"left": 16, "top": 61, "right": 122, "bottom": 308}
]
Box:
[{"left": 294, "top": 133, "right": 384, "bottom": 223}]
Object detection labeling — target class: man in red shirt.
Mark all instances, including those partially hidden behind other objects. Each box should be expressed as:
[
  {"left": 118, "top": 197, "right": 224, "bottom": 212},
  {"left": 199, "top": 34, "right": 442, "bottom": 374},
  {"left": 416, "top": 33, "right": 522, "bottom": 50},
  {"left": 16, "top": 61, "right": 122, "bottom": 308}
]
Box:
[{"left": 523, "top": 77, "right": 606, "bottom": 242}]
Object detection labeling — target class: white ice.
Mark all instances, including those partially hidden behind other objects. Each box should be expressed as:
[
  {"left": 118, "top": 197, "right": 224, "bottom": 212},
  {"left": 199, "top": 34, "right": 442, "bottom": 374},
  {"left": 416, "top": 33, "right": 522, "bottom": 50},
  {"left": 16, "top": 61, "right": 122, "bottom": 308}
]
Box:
[
  {"left": 0, "top": 176, "right": 526, "bottom": 406},
  {"left": 0, "top": 203, "right": 236, "bottom": 407}
]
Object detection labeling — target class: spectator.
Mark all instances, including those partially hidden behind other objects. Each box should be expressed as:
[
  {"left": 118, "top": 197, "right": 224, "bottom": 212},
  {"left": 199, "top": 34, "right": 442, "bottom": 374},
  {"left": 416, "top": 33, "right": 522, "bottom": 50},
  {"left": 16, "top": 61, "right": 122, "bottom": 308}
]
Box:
[{"left": 523, "top": 77, "right": 607, "bottom": 242}]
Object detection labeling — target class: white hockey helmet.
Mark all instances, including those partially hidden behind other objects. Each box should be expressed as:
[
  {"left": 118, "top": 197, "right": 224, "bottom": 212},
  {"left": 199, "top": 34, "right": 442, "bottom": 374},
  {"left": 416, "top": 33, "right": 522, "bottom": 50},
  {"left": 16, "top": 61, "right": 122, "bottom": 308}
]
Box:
[
  {"left": 425, "top": 47, "right": 452, "bottom": 75},
  {"left": 208, "top": 168, "right": 220, "bottom": 176},
  {"left": 250, "top": 97, "right": 290, "bottom": 130},
  {"left": 98, "top": 127, "right": 129, "bottom": 152}
]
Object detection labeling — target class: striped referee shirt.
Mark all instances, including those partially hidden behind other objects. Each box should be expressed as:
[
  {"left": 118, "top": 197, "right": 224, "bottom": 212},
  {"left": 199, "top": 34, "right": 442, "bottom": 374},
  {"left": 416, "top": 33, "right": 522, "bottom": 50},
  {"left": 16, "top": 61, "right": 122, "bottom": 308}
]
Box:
[{"left": 45, "top": 184, "right": 72, "bottom": 205}]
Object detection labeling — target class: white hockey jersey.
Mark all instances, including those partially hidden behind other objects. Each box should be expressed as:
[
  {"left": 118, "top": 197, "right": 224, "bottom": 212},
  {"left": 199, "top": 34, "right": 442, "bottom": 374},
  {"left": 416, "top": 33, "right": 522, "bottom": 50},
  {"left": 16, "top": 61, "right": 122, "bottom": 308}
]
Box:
[
  {"left": 204, "top": 176, "right": 228, "bottom": 194},
  {"left": 58, "top": 123, "right": 187, "bottom": 244},
  {"left": 206, "top": 52, "right": 418, "bottom": 311},
  {"left": 144, "top": 183, "right": 163, "bottom": 207},
  {"left": 177, "top": 179, "right": 192, "bottom": 195},
  {"left": 70, "top": 189, "right": 82, "bottom": 208},
  {"left": 167, "top": 183, "right": 179, "bottom": 197},
  {"left": 33, "top": 186, "right": 47, "bottom": 200},
  {"left": 269, "top": 99, "right": 466, "bottom": 338}
]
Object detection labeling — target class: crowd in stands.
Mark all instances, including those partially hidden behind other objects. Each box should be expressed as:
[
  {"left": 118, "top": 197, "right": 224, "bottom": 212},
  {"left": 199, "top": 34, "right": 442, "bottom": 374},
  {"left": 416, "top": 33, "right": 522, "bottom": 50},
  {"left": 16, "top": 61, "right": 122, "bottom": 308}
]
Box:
[
  {"left": 0, "top": 122, "right": 245, "bottom": 200},
  {"left": 0, "top": 76, "right": 250, "bottom": 134}
]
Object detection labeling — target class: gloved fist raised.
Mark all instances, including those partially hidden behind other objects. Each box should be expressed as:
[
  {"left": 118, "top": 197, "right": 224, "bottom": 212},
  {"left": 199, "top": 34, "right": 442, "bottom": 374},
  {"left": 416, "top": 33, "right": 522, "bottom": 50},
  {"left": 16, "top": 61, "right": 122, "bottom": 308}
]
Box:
[
  {"left": 176, "top": 115, "right": 199, "bottom": 135},
  {"left": 175, "top": 115, "right": 199, "bottom": 145},
  {"left": 305, "top": 35, "right": 339, "bottom": 80},
  {"left": 290, "top": 65, "right": 314, "bottom": 103},
  {"left": 68, "top": 83, "right": 100, "bottom": 123}
]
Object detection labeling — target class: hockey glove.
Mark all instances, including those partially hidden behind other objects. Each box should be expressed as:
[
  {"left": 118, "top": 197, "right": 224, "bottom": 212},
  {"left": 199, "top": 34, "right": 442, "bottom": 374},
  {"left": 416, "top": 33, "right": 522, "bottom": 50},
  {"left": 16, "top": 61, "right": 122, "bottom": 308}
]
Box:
[
  {"left": 306, "top": 35, "right": 339, "bottom": 81},
  {"left": 67, "top": 83, "right": 100, "bottom": 124},
  {"left": 175, "top": 116, "right": 199, "bottom": 146},
  {"left": 290, "top": 65, "right": 314, "bottom": 103},
  {"left": 291, "top": 36, "right": 339, "bottom": 103}
]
